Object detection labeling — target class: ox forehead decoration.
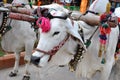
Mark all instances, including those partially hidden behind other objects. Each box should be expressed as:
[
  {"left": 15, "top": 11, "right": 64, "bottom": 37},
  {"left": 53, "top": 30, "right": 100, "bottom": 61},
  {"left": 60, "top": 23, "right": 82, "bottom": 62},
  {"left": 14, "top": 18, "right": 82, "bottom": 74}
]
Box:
[
  {"left": 36, "top": 9, "right": 65, "bottom": 33},
  {"left": 36, "top": 17, "right": 51, "bottom": 32},
  {"left": 36, "top": 9, "right": 57, "bottom": 33}
]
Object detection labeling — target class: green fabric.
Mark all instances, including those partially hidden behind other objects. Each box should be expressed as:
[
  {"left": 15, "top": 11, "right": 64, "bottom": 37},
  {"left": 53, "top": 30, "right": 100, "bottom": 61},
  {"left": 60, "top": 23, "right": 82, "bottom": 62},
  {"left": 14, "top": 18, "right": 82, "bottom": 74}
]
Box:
[{"left": 64, "top": 6, "right": 80, "bottom": 11}]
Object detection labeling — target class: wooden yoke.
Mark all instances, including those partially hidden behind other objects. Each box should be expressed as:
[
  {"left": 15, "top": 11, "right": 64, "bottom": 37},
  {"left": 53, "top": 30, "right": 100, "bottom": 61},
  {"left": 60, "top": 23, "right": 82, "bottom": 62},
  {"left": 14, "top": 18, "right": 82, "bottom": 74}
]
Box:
[
  {"left": 9, "top": 12, "right": 36, "bottom": 22},
  {"left": 10, "top": 7, "right": 33, "bottom": 15}
]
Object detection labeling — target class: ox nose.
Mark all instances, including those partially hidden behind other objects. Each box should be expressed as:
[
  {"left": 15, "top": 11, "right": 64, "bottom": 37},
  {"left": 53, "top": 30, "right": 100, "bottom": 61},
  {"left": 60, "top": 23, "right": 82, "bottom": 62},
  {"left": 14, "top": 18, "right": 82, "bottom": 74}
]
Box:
[{"left": 31, "top": 56, "right": 40, "bottom": 66}]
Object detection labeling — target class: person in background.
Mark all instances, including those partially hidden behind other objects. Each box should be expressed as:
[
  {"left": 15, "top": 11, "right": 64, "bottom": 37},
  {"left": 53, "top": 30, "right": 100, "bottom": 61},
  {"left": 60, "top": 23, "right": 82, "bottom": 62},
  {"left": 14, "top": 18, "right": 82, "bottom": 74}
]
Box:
[
  {"left": 80, "top": 0, "right": 88, "bottom": 13},
  {"left": 71, "top": 0, "right": 81, "bottom": 6},
  {"left": 109, "top": 0, "right": 120, "bottom": 8},
  {"left": 7, "top": 0, "right": 13, "bottom": 3}
]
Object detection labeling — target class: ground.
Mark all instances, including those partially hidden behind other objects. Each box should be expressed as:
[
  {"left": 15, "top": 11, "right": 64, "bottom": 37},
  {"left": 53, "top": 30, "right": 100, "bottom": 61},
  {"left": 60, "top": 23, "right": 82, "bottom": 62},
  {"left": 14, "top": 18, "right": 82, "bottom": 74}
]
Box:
[
  {"left": 0, "top": 64, "right": 80, "bottom": 80},
  {"left": 0, "top": 60, "right": 120, "bottom": 80}
]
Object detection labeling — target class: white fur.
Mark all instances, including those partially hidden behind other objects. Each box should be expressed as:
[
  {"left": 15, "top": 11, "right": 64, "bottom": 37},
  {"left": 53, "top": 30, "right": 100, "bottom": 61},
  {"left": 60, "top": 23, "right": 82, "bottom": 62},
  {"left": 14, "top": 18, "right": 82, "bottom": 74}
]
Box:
[
  {"left": 76, "top": 21, "right": 119, "bottom": 80},
  {"left": 32, "top": 0, "right": 120, "bottom": 80},
  {"left": 33, "top": 15, "right": 119, "bottom": 80},
  {"left": 114, "top": 7, "right": 120, "bottom": 17},
  {"left": 0, "top": 0, "right": 36, "bottom": 78},
  {"left": 89, "top": 0, "right": 109, "bottom": 14}
]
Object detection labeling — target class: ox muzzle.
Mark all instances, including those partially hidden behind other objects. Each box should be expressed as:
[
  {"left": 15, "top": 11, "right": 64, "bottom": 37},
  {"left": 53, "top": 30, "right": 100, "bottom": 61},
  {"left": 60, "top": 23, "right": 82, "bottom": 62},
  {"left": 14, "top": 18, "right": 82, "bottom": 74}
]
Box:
[{"left": 31, "top": 56, "right": 41, "bottom": 66}]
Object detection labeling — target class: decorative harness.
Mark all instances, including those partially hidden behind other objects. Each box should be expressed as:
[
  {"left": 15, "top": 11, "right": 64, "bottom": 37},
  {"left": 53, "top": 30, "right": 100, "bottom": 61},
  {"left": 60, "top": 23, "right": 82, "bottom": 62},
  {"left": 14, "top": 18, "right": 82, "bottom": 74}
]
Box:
[
  {"left": 0, "top": 0, "right": 35, "bottom": 36},
  {"left": 69, "top": 24, "right": 85, "bottom": 72},
  {"left": 0, "top": 12, "right": 11, "bottom": 36},
  {"left": 69, "top": 3, "right": 120, "bottom": 71},
  {"left": 36, "top": 34, "right": 70, "bottom": 56}
]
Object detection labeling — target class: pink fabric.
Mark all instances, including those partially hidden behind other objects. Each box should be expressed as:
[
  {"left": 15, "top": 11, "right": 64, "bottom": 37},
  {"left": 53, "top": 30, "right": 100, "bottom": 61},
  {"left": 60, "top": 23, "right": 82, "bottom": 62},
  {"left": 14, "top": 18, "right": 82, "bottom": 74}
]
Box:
[
  {"left": 100, "top": 39, "right": 106, "bottom": 45},
  {"left": 36, "top": 17, "right": 51, "bottom": 32}
]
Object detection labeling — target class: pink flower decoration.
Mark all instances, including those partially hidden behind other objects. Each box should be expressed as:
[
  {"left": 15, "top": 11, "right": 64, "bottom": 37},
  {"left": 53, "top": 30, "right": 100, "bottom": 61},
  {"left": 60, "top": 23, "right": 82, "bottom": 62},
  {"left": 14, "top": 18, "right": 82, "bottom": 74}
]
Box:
[{"left": 36, "top": 17, "right": 51, "bottom": 32}]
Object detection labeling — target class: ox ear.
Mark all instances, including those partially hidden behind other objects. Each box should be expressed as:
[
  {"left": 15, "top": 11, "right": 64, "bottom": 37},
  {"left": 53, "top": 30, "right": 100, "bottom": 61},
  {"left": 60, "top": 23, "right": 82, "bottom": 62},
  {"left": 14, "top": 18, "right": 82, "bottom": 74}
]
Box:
[{"left": 66, "top": 18, "right": 86, "bottom": 48}]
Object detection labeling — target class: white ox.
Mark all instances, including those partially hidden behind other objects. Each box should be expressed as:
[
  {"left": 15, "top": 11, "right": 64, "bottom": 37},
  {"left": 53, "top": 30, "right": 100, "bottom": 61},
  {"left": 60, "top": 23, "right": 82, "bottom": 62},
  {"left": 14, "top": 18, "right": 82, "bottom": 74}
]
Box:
[
  {"left": 0, "top": 0, "right": 36, "bottom": 80},
  {"left": 0, "top": 1, "right": 72, "bottom": 80},
  {"left": 31, "top": 0, "right": 120, "bottom": 80}
]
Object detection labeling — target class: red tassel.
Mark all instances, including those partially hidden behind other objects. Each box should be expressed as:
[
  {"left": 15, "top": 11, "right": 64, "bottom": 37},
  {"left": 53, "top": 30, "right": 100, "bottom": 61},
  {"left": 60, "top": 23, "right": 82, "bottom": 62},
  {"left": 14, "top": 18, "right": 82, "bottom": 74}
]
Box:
[
  {"left": 99, "top": 27, "right": 111, "bottom": 34},
  {"left": 100, "top": 13, "right": 107, "bottom": 21},
  {"left": 105, "top": 27, "right": 111, "bottom": 34},
  {"left": 118, "top": 18, "right": 120, "bottom": 22},
  {"left": 99, "top": 26, "right": 105, "bottom": 34},
  {"left": 117, "top": 43, "right": 120, "bottom": 48}
]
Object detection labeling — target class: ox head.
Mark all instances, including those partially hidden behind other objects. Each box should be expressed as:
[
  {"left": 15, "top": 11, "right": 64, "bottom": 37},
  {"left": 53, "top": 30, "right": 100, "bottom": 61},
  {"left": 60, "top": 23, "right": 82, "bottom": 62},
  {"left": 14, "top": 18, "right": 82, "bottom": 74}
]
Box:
[{"left": 31, "top": 7, "right": 86, "bottom": 67}]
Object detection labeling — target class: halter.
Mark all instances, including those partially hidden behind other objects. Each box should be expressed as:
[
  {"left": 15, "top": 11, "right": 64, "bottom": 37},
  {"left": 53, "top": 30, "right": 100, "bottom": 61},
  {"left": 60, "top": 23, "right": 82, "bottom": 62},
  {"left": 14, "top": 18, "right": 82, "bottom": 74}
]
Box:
[{"left": 36, "top": 34, "right": 70, "bottom": 56}]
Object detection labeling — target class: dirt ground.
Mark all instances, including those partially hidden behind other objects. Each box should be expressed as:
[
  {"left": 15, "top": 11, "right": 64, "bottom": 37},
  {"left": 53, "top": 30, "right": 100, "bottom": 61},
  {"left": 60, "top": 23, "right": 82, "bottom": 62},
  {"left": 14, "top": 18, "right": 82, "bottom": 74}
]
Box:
[
  {"left": 0, "top": 64, "right": 80, "bottom": 80},
  {"left": 0, "top": 60, "right": 120, "bottom": 80}
]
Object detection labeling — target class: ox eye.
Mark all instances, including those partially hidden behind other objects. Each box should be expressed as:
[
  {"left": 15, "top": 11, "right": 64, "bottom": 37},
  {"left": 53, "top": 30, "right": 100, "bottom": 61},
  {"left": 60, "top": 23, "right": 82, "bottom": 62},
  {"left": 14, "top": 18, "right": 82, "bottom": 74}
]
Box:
[{"left": 52, "top": 31, "right": 60, "bottom": 36}]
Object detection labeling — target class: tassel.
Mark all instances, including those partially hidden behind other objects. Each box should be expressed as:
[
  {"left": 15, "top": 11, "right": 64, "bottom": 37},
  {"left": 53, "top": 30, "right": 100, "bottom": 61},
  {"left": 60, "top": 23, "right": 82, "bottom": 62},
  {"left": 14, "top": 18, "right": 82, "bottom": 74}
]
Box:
[
  {"left": 118, "top": 18, "right": 120, "bottom": 22},
  {"left": 114, "top": 53, "right": 118, "bottom": 60},
  {"left": 106, "top": 2, "right": 111, "bottom": 14},
  {"left": 100, "top": 13, "right": 107, "bottom": 23},
  {"left": 99, "top": 35, "right": 107, "bottom": 41},
  {"left": 99, "top": 24, "right": 111, "bottom": 34},
  {"left": 98, "top": 44, "right": 102, "bottom": 57},
  {"left": 101, "top": 58, "right": 106, "bottom": 64},
  {"left": 84, "top": 39, "right": 91, "bottom": 48},
  {"left": 102, "top": 23, "right": 109, "bottom": 28}
]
